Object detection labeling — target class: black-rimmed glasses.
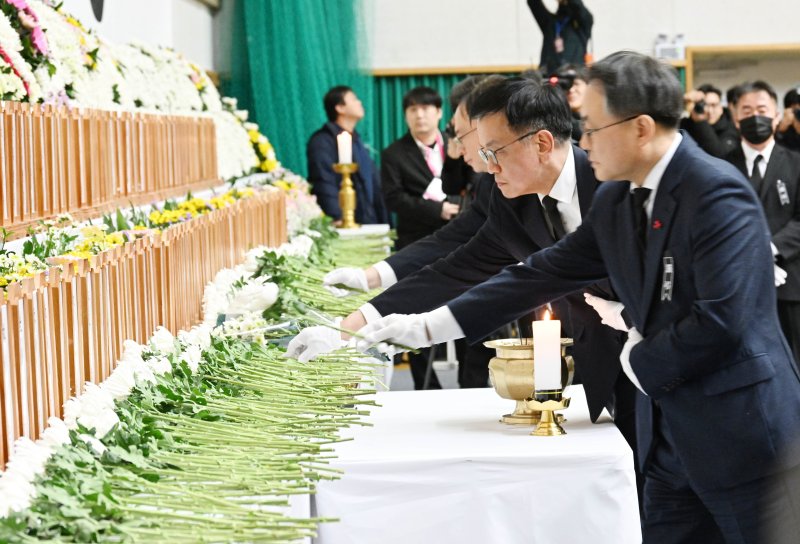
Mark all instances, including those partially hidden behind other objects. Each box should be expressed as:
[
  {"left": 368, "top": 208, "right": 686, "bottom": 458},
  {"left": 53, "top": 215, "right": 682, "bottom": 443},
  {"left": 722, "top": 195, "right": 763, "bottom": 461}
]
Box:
[{"left": 478, "top": 130, "right": 538, "bottom": 166}]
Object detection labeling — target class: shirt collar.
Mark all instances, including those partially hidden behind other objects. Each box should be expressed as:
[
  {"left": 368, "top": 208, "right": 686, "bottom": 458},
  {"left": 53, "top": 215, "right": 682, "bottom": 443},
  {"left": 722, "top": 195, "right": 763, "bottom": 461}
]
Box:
[
  {"left": 538, "top": 145, "right": 576, "bottom": 204},
  {"left": 630, "top": 132, "right": 682, "bottom": 194},
  {"left": 326, "top": 121, "right": 359, "bottom": 140},
  {"left": 741, "top": 138, "right": 775, "bottom": 164}
]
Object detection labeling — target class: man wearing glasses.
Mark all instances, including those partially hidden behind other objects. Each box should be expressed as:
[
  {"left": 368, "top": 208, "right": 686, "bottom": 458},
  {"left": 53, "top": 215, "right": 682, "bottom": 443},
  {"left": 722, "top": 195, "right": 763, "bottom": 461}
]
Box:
[
  {"left": 289, "top": 77, "right": 636, "bottom": 469},
  {"left": 357, "top": 52, "right": 800, "bottom": 542}
]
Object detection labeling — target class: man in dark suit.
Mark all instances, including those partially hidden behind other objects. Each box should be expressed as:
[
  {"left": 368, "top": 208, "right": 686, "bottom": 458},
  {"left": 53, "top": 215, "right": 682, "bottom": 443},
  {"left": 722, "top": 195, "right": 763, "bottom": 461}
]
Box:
[
  {"left": 358, "top": 52, "right": 800, "bottom": 543},
  {"left": 381, "top": 86, "right": 462, "bottom": 250},
  {"left": 290, "top": 78, "right": 636, "bottom": 461},
  {"left": 680, "top": 83, "right": 740, "bottom": 158},
  {"left": 306, "top": 86, "right": 388, "bottom": 225},
  {"left": 725, "top": 80, "right": 800, "bottom": 368}
]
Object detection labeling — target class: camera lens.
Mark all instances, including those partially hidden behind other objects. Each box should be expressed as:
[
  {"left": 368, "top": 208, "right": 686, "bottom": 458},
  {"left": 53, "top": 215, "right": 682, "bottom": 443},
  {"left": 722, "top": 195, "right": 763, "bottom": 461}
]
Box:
[{"left": 693, "top": 100, "right": 706, "bottom": 114}]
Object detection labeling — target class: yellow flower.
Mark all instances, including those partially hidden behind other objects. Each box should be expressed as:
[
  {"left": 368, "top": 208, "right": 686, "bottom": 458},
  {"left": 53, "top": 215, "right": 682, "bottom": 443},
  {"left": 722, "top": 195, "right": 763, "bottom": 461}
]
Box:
[
  {"left": 105, "top": 233, "right": 125, "bottom": 246},
  {"left": 248, "top": 129, "right": 260, "bottom": 144},
  {"left": 261, "top": 159, "right": 278, "bottom": 172},
  {"left": 133, "top": 224, "right": 148, "bottom": 230},
  {"left": 0, "top": 277, "right": 8, "bottom": 287},
  {"left": 258, "top": 141, "right": 273, "bottom": 157}
]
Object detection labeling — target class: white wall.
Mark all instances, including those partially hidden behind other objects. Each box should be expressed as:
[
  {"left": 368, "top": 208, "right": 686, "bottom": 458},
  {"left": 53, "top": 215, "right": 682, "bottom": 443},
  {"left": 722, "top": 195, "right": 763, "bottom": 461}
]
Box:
[
  {"left": 59, "top": 0, "right": 215, "bottom": 69},
  {"left": 368, "top": 0, "right": 800, "bottom": 70}
]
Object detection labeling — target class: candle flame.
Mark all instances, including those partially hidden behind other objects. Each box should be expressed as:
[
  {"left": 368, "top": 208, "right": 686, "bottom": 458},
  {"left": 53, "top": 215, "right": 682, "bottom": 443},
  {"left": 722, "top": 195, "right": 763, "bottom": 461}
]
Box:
[{"left": 543, "top": 309, "right": 551, "bottom": 321}]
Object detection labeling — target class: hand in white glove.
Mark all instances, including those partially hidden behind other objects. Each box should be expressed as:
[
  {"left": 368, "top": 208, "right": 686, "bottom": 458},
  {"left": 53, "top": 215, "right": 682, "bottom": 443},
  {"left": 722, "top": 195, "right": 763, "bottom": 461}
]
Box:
[
  {"left": 620, "top": 327, "right": 646, "bottom": 394},
  {"left": 355, "top": 313, "right": 433, "bottom": 353},
  {"left": 774, "top": 263, "right": 788, "bottom": 287},
  {"left": 285, "top": 325, "right": 344, "bottom": 363},
  {"left": 584, "top": 293, "right": 627, "bottom": 331},
  {"left": 323, "top": 268, "right": 369, "bottom": 297}
]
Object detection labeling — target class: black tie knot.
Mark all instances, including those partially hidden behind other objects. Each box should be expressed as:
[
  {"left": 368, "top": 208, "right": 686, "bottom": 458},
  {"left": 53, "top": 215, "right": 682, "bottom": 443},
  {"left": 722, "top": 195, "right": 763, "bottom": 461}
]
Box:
[{"left": 542, "top": 195, "right": 566, "bottom": 241}]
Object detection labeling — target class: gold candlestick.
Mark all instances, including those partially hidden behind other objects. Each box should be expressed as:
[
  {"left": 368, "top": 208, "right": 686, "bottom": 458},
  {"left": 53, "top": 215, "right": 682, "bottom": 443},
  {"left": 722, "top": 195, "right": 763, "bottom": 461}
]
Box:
[
  {"left": 526, "top": 396, "right": 571, "bottom": 436},
  {"left": 333, "top": 163, "right": 359, "bottom": 229}
]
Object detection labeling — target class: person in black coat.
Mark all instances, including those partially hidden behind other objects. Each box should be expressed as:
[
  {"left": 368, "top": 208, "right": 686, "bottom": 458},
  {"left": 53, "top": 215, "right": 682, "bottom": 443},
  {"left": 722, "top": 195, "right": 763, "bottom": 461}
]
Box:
[
  {"left": 528, "top": 0, "right": 593, "bottom": 75},
  {"left": 725, "top": 80, "right": 800, "bottom": 368},
  {"left": 306, "top": 86, "right": 388, "bottom": 225},
  {"left": 680, "top": 83, "right": 739, "bottom": 158},
  {"left": 381, "top": 86, "right": 462, "bottom": 250}
]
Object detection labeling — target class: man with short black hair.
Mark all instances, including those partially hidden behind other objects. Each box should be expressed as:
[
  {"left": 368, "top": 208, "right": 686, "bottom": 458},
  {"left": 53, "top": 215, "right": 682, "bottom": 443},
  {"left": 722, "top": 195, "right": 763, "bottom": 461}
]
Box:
[
  {"left": 680, "top": 83, "right": 739, "bottom": 157},
  {"left": 357, "top": 51, "right": 800, "bottom": 543},
  {"left": 381, "top": 86, "right": 461, "bottom": 250},
  {"left": 306, "top": 86, "right": 387, "bottom": 225},
  {"left": 725, "top": 80, "right": 800, "bottom": 365}
]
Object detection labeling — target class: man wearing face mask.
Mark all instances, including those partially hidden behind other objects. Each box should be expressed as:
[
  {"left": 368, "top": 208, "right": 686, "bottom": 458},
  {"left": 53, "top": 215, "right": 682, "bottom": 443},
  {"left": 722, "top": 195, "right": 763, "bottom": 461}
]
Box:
[{"left": 725, "top": 80, "right": 800, "bottom": 367}]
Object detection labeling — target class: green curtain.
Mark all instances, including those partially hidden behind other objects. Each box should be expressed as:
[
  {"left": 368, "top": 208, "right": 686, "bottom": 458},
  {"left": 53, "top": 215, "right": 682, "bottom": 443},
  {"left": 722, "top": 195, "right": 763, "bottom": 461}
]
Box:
[{"left": 226, "top": 0, "right": 373, "bottom": 176}]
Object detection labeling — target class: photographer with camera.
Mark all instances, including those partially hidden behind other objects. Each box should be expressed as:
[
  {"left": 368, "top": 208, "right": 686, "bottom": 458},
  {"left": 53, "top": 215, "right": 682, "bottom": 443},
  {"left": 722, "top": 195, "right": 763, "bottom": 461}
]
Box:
[
  {"left": 680, "top": 83, "right": 739, "bottom": 158},
  {"left": 777, "top": 88, "right": 800, "bottom": 153},
  {"left": 546, "top": 64, "right": 588, "bottom": 143}
]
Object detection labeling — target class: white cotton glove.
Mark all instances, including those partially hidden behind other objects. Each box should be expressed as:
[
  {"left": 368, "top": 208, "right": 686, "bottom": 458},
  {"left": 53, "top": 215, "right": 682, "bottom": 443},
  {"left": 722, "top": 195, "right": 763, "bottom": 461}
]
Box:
[
  {"left": 323, "top": 267, "right": 369, "bottom": 297},
  {"left": 285, "top": 325, "right": 344, "bottom": 363},
  {"left": 774, "top": 263, "right": 788, "bottom": 287},
  {"left": 355, "top": 313, "right": 433, "bottom": 354},
  {"left": 620, "top": 327, "right": 646, "bottom": 394},
  {"left": 584, "top": 293, "right": 628, "bottom": 332}
]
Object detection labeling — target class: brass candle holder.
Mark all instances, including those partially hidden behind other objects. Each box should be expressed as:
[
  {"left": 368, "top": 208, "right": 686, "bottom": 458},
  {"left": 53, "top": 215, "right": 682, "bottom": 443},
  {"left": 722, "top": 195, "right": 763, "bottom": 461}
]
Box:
[
  {"left": 333, "top": 162, "right": 359, "bottom": 229},
  {"left": 527, "top": 395, "right": 571, "bottom": 436},
  {"left": 484, "top": 338, "right": 573, "bottom": 425}
]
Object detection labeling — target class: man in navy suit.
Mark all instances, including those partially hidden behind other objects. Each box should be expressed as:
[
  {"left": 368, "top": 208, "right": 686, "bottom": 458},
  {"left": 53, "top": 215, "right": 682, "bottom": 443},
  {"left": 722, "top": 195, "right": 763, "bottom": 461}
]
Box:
[{"left": 357, "top": 52, "right": 800, "bottom": 542}]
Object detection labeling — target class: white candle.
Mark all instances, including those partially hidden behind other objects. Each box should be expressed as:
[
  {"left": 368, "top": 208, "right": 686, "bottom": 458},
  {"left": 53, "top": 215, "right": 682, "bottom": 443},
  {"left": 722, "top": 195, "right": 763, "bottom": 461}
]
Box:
[
  {"left": 533, "top": 310, "right": 561, "bottom": 391},
  {"left": 337, "top": 131, "right": 352, "bottom": 164}
]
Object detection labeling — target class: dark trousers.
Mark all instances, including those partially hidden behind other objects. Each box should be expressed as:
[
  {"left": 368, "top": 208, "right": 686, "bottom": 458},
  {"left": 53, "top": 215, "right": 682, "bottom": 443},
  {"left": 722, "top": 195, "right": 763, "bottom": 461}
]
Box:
[
  {"left": 407, "top": 347, "right": 441, "bottom": 390},
  {"left": 777, "top": 299, "right": 800, "bottom": 371},
  {"left": 610, "top": 373, "right": 643, "bottom": 514},
  {"left": 454, "top": 339, "right": 492, "bottom": 388},
  {"left": 642, "top": 406, "right": 800, "bottom": 543}
]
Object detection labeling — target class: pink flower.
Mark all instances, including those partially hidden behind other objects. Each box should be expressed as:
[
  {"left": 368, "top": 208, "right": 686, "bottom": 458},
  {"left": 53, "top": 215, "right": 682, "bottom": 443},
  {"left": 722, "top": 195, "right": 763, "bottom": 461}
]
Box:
[
  {"left": 7, "top": 0, "right": 29, "bottom": 9},
  {"left": 31, "top": 27, "right": 48, "bottom": 56},
  {"left": 17, "top": 9, "right": 36, "bottom": 30}
]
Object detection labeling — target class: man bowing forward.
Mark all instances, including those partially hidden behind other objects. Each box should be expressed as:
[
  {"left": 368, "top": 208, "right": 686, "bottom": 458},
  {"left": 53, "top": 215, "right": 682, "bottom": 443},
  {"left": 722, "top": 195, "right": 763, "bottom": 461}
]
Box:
[{"left": 359, "top": 52, "right": 800, "bottom": 543}]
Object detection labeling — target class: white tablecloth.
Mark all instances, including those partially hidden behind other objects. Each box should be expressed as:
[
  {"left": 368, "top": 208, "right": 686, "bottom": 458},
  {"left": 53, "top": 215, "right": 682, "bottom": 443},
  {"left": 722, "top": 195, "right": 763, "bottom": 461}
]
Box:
[{"left": 312, "top": 386, "right": 641, "bottom": 544}]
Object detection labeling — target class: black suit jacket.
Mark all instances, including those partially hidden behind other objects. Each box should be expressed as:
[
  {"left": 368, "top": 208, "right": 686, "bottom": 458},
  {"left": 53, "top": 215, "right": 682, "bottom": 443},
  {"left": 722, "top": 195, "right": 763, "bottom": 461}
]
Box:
[
  {"left": 447, "top": 135, "right": 800, "bottom": 491},
  {"left": 373, "top": 146, "right": 625, "bottom": 422},
  {"left": 381, "top": 132, "right": 460, "bottom": 249},
  {"left": 385, "top": 174, "right": 493, "bottom": 280},
  {"left": 725, "top": 143, "right": 800, "bottom": 301}
]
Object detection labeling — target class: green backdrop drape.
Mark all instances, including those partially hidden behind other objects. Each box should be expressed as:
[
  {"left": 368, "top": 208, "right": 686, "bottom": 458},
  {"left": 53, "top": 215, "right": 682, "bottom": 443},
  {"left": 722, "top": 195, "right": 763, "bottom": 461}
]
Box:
[{"left": 226, "top": 0, "right": 374, "bottom": 176}]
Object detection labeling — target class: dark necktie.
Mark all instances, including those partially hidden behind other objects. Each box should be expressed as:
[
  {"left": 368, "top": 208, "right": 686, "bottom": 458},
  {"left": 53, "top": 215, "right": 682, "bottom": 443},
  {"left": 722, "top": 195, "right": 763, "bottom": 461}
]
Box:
[
  {"left": 750, "top": 154, "right": 764, "bottom": 192},
  {"left": 632, "top": 187, "right": 652, "bottom": 251},
  {"left": 542, "top": 196, "right": 566, "bottom": 241}
]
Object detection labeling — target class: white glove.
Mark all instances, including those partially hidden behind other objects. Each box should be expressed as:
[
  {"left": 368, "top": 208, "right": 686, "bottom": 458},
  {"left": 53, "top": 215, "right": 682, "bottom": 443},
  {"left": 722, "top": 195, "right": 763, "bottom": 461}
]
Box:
[
  {"left": 323, "top": 268, "right": 369, "bottom": 297},
  {"left": 355, "top": 313, "right": 433, "bottom": 353},
  {"left": 774, "top": 263, "right": 788, "bottom": 287},
  {"left": 285, "top": 325, "right": 344, "bottom": 363},
  {"left": 584, "top": 293, "right": 627, "bottom": 332},
  {"left": 620, "top": 327, "right": 646, "bottom": 394}
]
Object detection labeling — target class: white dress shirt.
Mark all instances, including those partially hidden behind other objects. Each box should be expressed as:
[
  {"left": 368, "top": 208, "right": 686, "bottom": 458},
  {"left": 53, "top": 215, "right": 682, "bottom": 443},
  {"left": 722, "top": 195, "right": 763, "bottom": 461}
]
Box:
[
  {"left": 538, "top": 145, "right": 582, "bottom": 235},
  {"left": 741, "top": 138, "right": 775, "bottom": 179}
]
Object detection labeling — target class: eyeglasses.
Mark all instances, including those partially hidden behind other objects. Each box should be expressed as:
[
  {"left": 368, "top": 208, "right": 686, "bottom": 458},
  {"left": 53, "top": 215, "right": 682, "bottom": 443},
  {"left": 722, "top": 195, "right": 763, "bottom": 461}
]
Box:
[
  {"left": 581, "top": 115, "right": 640, "bottom": 139},
  {"left": 478, "top": 130, "right": 538, "bottom": 166},
  {"left": 452, "top": 127, "right": 477, "bottom": 147}
]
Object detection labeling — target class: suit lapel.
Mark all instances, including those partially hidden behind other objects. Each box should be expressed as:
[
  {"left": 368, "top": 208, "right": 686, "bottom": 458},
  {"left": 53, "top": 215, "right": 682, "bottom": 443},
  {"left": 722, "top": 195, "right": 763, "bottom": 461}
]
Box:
[
  {"left": 760, "top": 145, "right": 783, "bottom": 202},
  {"left": 615, "top": 193, "right": 645, "bottom": 323},
  {"left": 401, "top": 133, "right": 433, "bottom": 180},
  {"left": 517, "top": 195, "right": 556, "bottom": 248}
]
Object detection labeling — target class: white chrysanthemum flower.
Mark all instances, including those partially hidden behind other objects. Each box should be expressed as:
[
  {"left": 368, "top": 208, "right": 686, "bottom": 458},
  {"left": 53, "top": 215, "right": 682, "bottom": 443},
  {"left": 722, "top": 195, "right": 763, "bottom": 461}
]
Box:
[
  {"left": 147, "top": 355, "right": 172, "bottom": 376},
  {"left": 179, "top": 343, "right": 203, "bottom": 373},
  {"left": 150, "top": 326, "right": 176, "bottom": 355},
  {"left": 226, "top": 279, "right": 279, "bottom": 315}
]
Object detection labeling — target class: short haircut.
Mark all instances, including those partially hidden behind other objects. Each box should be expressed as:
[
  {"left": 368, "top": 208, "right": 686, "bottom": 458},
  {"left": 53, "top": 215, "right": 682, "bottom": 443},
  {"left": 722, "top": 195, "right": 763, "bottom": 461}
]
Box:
[
  {"left": 737, "top": 80, "right": 778, "bottom": 104},
  {"left": 462, "top": 74, "right": 507, "bottom": 117},
  {"left": 402, "top": 86, "right": 442, "bottom": 111},
  {"left": 784, "top": 88, "right": 800, "bottom": 109},
  {"left": 449, "top": 75, "right": 488, "bottom": 112},
  {"left": 323, "top": 85, "right": 353, "bottom": 122},
  {"left": 520, "top": 68, "right": 543, "bottom": 81},
  {"left": 587, "top": 51, "right": 683, "bottom": 128},
  {"left": 697, "top": 83, "right": 722, "bottom": 98},
  {"left": 467, "top": 76, "right": 572, "bottom": 142},
  {"left": 555, "top": 63, "right": 589, "bottom": 82},
  {"left": 726, "top": 85, "right": 742, "bottom": 108}
]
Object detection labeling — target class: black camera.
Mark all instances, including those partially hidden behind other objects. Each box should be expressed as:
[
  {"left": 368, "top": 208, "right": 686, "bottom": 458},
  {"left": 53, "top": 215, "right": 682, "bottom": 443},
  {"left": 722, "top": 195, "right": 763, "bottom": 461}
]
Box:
[{"left": 693, "top": 99, "right": 706, "bottom": 114}]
